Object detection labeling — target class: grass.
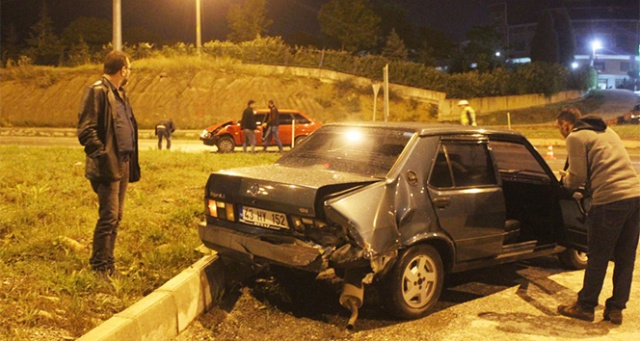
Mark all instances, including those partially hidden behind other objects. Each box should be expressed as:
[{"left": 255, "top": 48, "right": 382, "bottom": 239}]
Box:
[{"left": 0, "top": 146, "right": 279, "bottom": 339}]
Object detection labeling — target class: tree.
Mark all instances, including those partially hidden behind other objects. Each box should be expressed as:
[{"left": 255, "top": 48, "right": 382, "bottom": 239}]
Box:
[
  {"left": 318, "top": 0, "right": 381, "bottom": 52},
  {"left": 382, "top": 28, "right": 408, "bottom": 60},
  {"left": 371, "top": 1, "right": 416, "bottom": 49},
  {"left": 61, "top": 17, "right": 111, "bottom": 51},
  {"left": 553, "top": 8, "right": 576, "bottom": 68},
  {"left": 449, "top": 25, "right": 504, "bottom": 73},
  {"left": 24, "top": 2, "right": 63, "bottom": 66},
  {"left": 1, "top": 23, "right": 21, "bottom": 64},
  {"left": 530, "top": 11, "right": 559, "bottom": 64},
  {"left": 227, "top": 0, "right": 272, "bottom": 43}
]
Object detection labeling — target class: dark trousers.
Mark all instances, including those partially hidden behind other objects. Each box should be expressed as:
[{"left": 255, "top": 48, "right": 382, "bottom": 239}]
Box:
[
  {"left": 578, "top": 197, "right": 640, "bottom": 311},
  {"left": 157, "top": 128, "right": 171, "bottom": 150},
  {"left": 89, "top": 160, "right": 130, "bottom": 272},
  {"left": 243, "top": 128, "right": 255, "bottom": 153}
]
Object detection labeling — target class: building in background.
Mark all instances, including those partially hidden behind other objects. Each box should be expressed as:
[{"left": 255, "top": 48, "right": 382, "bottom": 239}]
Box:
[{"left": 485, "top": 0, "right": 639, "bottom": 90}]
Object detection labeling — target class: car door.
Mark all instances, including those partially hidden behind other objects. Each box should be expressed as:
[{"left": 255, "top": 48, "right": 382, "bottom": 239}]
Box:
[
  {"left": 558, "top": 190, "right": 589, "bottom": 251},
  {"left": 489, "top": 138, "right": 588, "bottom": 252},
  {"left": 427, "top": 137, "right": 506, "bottom": 262},
  {"left": 277, "top": 113, "right": 293, "bottom": 145}
]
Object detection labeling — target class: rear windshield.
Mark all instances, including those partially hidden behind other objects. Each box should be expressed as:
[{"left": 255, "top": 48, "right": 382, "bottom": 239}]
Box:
[{"left": 276, "top": 126, "right": 414, "bottom": 178}]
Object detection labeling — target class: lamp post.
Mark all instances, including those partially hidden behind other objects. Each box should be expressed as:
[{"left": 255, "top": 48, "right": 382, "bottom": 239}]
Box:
[
  {"left": 591, "top": 40, "right": 602, "bottom": 67},
  {"left": 112, "top": 0, "right": 122, "bottom": 51},
  {"left": 196, "top": 0, "right": 202, "bottom": 54}
]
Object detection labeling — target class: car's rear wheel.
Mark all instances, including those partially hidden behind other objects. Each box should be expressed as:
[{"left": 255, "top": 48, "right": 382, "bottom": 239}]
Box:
[
  {"left": 381, "top": 244, "right": 443, "bottom": 320},
  {"left": 217, "top": 136, "right": 235, "bottom": 153},
  {"left": 558, "top": 247, "right": 588, "bottom": 270}
]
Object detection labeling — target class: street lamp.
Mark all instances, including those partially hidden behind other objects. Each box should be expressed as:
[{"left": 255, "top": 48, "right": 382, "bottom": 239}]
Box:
[{"left": 591, "top": 40, "right": 602, "bottom": 66}]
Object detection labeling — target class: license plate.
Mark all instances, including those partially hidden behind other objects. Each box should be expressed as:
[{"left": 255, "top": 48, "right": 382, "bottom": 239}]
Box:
[{"left": 239, "top": 205, "right": 289, "bottom": 230}]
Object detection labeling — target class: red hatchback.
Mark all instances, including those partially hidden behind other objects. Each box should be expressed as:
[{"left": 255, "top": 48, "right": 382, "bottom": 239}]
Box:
[{"left": 199, "top": 109, "right": 322, "bottom": 152}]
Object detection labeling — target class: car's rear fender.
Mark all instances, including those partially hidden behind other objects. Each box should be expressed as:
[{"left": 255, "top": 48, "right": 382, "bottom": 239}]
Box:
[{"left": 325, "top": 180, "right": 400, "bottom": 253}]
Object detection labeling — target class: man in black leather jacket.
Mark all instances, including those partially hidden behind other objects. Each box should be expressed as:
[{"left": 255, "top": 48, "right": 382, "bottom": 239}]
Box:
[{"left": 77, "top": 50, "right": 140, "bottom": 279}]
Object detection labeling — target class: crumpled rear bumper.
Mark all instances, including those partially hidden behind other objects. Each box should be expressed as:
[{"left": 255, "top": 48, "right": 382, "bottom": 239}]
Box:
[{"left": 198, "top": 222, "right": 325, "bottom": 271}]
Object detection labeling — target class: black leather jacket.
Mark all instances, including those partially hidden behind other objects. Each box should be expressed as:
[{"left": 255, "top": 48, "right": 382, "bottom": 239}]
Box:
[{"left": 77, "top": 77, "right": 141, "bottom": 182}]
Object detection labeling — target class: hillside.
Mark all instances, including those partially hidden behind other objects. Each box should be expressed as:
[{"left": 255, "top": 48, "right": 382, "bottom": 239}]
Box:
[{"left": 0, "top": 56, "right": 437, "bottom": 129}]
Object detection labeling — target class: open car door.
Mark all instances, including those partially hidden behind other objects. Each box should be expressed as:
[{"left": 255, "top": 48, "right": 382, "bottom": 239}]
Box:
[{"left": 559, "top": 188, "right": 589, "bottom": 252}]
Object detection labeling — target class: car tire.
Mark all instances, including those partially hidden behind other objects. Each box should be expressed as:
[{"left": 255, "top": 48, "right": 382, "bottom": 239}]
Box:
[
  {"left": 217, "top": 136, "right": 235, "bottom": 153},
  {"left": 381, "top": 244, "right": 443, "bottom": 320},
  {"left": 558, "top": 247, "right": 588, "bottom": 270}
]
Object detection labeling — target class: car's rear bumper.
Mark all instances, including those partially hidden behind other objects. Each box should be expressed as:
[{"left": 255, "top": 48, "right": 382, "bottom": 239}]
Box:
[{"left": 198, "top": 221, "right": 324, "bottom": 271}]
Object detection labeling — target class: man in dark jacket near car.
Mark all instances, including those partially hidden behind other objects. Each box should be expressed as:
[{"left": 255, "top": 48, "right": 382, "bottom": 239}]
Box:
[
  {"left": 77, "top": 50, "right": 140, "bottom": 280},
  {"left": 241, "top": 100, "right": 257, "bottom": 153}
]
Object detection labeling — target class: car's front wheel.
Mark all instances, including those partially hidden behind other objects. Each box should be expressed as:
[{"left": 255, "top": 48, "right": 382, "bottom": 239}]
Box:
[
  {"left": 217, "top": 136, "right": 235, "bottom": 153},
  {"left": 381, "top": 244, "right": 443, "bottom": 320},
  {"left": 558, "top": 247, "right": 588, "bottom": 270}
]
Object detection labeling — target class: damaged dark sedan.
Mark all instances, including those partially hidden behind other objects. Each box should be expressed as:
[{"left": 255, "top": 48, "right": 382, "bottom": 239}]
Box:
[{"left": 198, "top": 122, "right": 589, "bottom": 324}]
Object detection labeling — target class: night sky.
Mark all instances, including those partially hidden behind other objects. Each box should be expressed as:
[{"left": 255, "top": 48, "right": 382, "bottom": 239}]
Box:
[{"left": 1, "top": 0, "right": 489, "bottom": 46}]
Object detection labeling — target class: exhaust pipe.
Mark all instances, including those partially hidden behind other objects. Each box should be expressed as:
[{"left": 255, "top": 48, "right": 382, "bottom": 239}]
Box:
[{"left": 339, "top": 282, "right": 364, "bottom": 330}]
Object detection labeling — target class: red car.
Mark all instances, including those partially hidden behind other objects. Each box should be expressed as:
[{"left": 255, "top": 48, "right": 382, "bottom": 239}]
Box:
[{"left": 199, "top": 109, "right": 322, "bottom": 152}]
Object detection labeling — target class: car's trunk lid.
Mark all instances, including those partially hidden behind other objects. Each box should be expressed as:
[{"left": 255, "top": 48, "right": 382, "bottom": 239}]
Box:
[{"left": 206, "top": 164, "right": 379, "bottom": 217}]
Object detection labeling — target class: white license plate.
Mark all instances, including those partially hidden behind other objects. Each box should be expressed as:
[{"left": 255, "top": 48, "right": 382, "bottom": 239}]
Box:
[{"left": 239, "top": 206, "right": 289, "bottom": 230}]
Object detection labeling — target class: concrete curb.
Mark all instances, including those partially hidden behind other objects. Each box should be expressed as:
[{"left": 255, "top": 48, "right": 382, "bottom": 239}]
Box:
[{"left": 77, "top": 254, "right": 238, "bottom": 341}]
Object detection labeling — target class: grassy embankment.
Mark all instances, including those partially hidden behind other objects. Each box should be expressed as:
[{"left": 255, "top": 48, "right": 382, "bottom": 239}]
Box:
[{"left": 0, "top": 146, "right": 279, "bottom": 339}]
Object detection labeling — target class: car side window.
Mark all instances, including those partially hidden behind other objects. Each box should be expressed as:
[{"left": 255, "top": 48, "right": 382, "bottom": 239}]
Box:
[
  {"left": 430, "top": 150, "right": 453, "bottom": 188},
  {"left": 489, "top": 140, "right": 549, "bottom": 177},
  {"left": 254, "top": 114, "right": 266, "bottom": 125},
  {"left": 294, "top": 113, "right": 311, "bottom": 124},
  {"left": 429, "top": 142, "right": 497, "bottom": 188},
  {"left": 279, "top": 114, "right": 292, "bottom": 125}
]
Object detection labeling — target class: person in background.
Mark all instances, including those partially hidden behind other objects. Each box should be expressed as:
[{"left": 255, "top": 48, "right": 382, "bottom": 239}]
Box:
[
  {"left": 458, "top": 100, "right": 476, "bottom": 126},
  {"left": 555, "top": 107, "right": 640, "bottom": 325},
  {"left": 263, "top": 100, "right": 283, "bottom": 152},
  {"left": 77, "top": 50, "right": 140, "bottom": 280},
  {"left": 241, "top": 100, "right": 257, "bottom": 153},
  {"left": 155, "top": 118, "right": 176, "bottom": 150}
]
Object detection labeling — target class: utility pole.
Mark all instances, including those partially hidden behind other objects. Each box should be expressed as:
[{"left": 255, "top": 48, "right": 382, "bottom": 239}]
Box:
[
  {"left": 112, "top": 0, "right": 122, "bottom": 51},
  {"left": 383, "top": 64, "right": 389, "bottom": 122},
  {"left": 196, "top": 0, "right": 202, "bottom": 54}
]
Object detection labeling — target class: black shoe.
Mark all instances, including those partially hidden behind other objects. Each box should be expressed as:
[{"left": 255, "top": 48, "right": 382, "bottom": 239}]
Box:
[
  {"left": 557, "top": 303, "right": 594, "bottom": 322},
  {"left": 603, "top": 308, "right": 622, "bottom": 325}
]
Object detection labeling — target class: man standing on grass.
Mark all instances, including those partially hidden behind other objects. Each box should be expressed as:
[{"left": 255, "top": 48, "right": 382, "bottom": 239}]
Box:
[
  {"left": 241, "top": 100, "right": 257, "bottom": 153},
  {"left": 263, "top": 100, "right": 283, "bottom": 152},
  {"left": 77, "top": 50, "right": 140, "bottom": 280},
  {"left": 555, "top": 107, "right": 640, "bottom": 325}
]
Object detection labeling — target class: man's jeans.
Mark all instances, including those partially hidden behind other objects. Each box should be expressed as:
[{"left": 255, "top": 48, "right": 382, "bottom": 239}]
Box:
[
  {"left": 157, "top": 128, "right": 171, "bottom": 150},
  {"left": 89, "top": 160, "right": 129, "bottom": 272},
  {"left": 578, "top": 197, "right": 640, "bottom": 311},
  {"left": 264, "top": 125, "right": 283, "bottom": 151},
  {"left": 243, "top": 129, "right": 255, "bottom": 153}
]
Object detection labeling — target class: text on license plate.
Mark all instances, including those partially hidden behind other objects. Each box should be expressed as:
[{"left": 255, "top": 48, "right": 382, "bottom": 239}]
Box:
[{"left": 239, "top": 206, "right": 289, "bottom": 230}]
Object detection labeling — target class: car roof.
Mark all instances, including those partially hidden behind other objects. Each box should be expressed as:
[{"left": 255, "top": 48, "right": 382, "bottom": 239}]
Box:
[
  {"left": 323, "top": 121, "right": 526, "bottom": 139},
  {"left": 254, "top": 109, "right": 307, "bottom": 114}
]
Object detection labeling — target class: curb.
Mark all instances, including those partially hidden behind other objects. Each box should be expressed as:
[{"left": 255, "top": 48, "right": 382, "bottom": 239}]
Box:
[{"left": 77, "top": 254, "right": 249, "bottom": 341}]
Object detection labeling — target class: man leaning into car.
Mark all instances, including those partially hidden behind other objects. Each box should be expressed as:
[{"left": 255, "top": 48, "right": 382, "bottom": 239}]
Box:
[
  {"left": 77, "top": 51, "right": 141, "bottom": 280},
  {"left": 556, "top": 107, "right": 640, "bottom": 325}
]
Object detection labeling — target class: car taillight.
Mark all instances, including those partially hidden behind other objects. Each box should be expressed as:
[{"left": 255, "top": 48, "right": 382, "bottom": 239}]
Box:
[{"left": 208, "top": 199, "right": 235, "bottom": 221}]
